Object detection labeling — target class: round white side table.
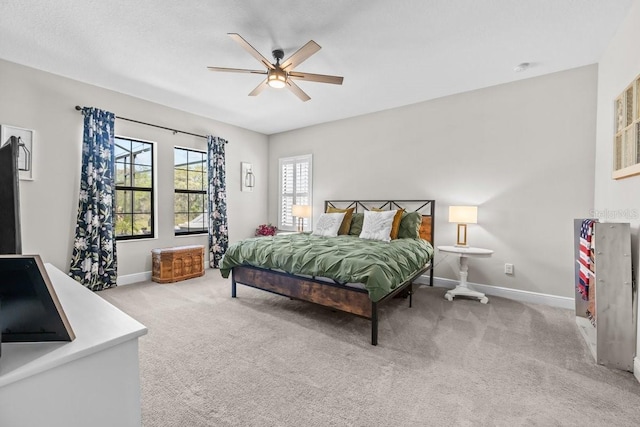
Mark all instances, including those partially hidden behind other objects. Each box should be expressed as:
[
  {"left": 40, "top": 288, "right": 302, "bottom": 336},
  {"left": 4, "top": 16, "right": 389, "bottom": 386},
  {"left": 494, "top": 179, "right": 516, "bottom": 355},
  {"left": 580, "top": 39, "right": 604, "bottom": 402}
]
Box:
[{"left": 438, "top": 245, "right": 494, "bottom": 304}]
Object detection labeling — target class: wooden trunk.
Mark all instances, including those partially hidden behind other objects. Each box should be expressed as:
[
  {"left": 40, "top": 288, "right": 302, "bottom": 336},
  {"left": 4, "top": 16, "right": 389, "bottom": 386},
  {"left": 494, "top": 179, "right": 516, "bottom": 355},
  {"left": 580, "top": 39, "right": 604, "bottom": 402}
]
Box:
[{"left": 152, "top": 245, "right": 205, "bottom": 283}]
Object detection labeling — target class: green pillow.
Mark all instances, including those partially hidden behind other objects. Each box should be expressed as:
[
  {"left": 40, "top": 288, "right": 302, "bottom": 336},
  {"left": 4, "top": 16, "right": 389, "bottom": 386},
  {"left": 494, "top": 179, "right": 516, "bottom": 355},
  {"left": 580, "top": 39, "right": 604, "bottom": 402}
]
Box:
[
  {"left": 349, "top": 213, "right": 364, "bottom": 236},
  {"left": 398, "top": 211, "right": 422, "bottom": 239}
]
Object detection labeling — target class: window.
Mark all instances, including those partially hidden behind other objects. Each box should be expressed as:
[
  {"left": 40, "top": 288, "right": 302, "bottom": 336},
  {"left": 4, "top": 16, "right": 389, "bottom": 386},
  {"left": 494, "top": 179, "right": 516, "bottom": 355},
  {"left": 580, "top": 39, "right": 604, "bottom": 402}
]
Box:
[
  {"left": 174, "top": 147, "right": 208, "bottom": 235},
  {"left": 115, "top": 137, "right": 154, "bottom": 239},
  {"left": 279, "top": 154, "right": 312, "bottom": 231}
]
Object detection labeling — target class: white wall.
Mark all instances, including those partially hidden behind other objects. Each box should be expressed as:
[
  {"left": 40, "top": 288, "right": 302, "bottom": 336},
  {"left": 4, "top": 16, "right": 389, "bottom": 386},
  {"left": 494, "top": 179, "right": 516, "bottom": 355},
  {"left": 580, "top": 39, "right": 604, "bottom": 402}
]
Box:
[
  {"left": 0, "top": 59, "right": 268, "bottom": 277},
  {"left": 593, "top": 0, "right": 640, "bottom": 371},
  {"left": 269, "top": 65, "right": 598, "bottom": 299}
]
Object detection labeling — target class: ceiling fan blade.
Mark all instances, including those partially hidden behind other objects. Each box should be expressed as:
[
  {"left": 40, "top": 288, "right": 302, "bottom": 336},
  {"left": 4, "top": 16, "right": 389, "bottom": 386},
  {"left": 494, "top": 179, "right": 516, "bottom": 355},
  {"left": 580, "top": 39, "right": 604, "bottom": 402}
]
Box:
[
  {"left": 288, "top": 71, "right": 343, "bottom": 85},
  {"left": 228, "top": 33, "right": 275, "bottom": 70},
  {"left": 280, "top": 40, "right": 321, "bottom": 71},
  {"left": 207, "top": 66, "right": 267, "bottom": 75},
  {"left": 248, "top": 79, "right": 269, "bottom": 97},
  {"left": 286, "top": 79, "right": 311, "bottom": 102}
]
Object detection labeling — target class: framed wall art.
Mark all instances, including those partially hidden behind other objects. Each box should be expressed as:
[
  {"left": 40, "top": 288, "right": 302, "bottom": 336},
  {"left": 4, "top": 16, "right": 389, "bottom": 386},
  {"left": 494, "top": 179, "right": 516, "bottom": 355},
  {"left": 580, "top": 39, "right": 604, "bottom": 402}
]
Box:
[
  {"left": 1, "top": 124, "right": 34, "bottom": 180},
  {"left": 613, "top": 73, "right": 640, "bottom": 179}
]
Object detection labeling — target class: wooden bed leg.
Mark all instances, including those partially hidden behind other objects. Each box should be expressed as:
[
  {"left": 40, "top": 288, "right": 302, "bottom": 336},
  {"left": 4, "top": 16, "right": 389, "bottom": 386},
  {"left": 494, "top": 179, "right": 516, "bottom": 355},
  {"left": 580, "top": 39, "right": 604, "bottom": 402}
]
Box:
[
  {"left": 231, "top": 271, "right": 237, "bottom": 298},
  {"left": 371, "top": 302, "right": 378, "bottom": 346}
]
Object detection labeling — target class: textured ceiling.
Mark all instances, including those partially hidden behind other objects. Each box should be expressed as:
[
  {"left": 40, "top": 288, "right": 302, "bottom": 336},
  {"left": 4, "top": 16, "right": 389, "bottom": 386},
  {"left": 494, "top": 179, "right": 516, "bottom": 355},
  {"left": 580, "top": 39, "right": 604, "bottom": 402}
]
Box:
[{"left": 0, "top": 0, "right": 633, "bottom": 135}]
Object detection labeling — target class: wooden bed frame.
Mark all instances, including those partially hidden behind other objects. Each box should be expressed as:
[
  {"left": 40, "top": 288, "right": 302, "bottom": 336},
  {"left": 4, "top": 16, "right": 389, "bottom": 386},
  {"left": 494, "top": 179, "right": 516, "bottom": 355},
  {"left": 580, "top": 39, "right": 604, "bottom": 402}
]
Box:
[{"left": 231, "top": 200, "right": 436, "bottom": 345}]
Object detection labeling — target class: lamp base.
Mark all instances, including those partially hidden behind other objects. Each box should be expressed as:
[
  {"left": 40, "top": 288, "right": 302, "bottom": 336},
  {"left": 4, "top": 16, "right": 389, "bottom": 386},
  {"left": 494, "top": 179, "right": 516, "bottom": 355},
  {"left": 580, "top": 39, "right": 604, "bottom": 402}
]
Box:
[
  {"left": 297, "top": 218, "right": 304, "bottom": 233},
  {"left": 456, "top": 223, "right": 468, "bottom": 247}
]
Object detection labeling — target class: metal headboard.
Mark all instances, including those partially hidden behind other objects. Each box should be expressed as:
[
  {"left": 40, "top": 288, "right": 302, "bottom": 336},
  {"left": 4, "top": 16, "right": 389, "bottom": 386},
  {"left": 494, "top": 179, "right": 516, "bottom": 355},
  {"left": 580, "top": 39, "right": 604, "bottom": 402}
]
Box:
[{"left": 324, "top": 200, "right": 435, "bottom": 243}]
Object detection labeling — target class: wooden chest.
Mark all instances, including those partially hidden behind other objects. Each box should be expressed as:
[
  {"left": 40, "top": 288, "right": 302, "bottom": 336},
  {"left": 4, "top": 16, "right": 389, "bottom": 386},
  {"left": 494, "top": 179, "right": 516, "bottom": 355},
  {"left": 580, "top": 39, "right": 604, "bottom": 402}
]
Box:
[{"left": 151, "top": 245, "right": 205, "bottom": 283}]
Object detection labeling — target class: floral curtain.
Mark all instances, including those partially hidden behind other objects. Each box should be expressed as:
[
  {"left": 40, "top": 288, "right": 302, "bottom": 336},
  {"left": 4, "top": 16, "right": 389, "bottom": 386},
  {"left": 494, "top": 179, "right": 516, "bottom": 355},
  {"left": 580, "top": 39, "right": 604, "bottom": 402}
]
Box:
[
  {"left": 207, "top": 135, "right": 228, "bottom": 268},
  {"left": 69, "top": 107, "right": 118, "bottom": 291}
]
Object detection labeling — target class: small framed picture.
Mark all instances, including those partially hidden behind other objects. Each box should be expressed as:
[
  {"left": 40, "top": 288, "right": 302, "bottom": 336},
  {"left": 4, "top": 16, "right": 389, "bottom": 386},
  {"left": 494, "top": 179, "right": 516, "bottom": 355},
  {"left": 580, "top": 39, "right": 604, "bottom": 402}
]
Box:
[
  {"left": 1, "top": 124, "right": 34, "bottom": 180},
  {"left": 613, "top": 74, "right": 640, "bottom": 179}
]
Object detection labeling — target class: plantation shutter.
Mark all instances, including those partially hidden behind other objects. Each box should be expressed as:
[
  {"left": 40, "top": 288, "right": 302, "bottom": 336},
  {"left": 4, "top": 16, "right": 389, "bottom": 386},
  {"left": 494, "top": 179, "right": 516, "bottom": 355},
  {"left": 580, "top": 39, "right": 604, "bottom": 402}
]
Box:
[{"left": 279, "top": 154, "right": 312, "bottom": 230}]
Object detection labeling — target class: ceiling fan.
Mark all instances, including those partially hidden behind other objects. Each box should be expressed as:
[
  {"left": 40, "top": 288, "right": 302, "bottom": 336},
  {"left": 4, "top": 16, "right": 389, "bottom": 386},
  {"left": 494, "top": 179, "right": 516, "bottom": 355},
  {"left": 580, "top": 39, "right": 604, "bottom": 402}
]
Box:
[{"left": 207, "top": 33, "right": 344, "bottom": 102}]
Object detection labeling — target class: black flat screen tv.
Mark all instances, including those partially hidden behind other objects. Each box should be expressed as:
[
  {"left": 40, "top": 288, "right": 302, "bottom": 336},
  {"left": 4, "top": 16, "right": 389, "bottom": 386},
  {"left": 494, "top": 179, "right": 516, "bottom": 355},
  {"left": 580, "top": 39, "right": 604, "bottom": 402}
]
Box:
[
  {"left": 0, "top": 136, "right": 22, "bottom": 255},
  {"left": 0, "top": 255, "right": 75, "bottom": 343}
]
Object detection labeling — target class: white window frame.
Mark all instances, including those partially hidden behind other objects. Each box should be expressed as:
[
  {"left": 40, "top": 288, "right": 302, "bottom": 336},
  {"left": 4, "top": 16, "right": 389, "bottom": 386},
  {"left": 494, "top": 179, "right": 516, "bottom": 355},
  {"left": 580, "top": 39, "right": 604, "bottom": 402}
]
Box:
[{"left": 278, "top": 154, "right": 312, "bottom": 231}]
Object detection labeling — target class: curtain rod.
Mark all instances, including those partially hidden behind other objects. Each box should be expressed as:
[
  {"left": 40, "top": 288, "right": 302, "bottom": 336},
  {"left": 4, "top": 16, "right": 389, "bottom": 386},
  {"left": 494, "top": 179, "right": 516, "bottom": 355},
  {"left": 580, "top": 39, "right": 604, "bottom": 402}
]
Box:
[{"left": 74, "top": 105, "right": 208, "bottom": 140}]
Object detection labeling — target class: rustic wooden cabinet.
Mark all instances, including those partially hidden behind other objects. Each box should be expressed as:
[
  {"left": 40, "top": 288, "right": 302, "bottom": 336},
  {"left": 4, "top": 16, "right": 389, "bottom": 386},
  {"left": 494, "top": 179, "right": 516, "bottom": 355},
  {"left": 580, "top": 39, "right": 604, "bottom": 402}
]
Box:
[{"left": 573, "top": 219, "right": 636, "bottom": 371}]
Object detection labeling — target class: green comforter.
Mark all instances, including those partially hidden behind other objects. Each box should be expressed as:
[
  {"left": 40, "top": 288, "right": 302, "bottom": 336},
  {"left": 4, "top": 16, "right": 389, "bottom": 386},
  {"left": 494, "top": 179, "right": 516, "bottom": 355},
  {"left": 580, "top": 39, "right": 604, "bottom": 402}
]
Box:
[{"left": 220, "top": 234, "right": 433, "bottom": 302}]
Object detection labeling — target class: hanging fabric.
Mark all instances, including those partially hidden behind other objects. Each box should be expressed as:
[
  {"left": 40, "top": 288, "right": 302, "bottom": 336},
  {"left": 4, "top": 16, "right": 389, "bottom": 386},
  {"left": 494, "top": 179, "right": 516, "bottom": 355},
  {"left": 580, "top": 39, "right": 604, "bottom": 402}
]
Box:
[
  {"left": 69, "top": 107, "right": 118, "bottom": 290},
  {"left": 207, "top": 135, "right": 229, "bottom": 268},
  {"left": 577, "top": 219, "right": 595, "bottom": 300}
]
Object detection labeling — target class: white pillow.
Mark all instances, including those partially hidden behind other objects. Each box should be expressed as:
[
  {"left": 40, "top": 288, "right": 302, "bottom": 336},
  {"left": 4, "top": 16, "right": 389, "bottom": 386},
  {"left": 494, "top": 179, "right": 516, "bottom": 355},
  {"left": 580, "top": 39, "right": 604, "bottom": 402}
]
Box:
[
  {"left": 312, "top": 212, "right": 346, "bottom": 237},
  {"left": 359, "top": 210, "right": 397, "bottom": 242}
]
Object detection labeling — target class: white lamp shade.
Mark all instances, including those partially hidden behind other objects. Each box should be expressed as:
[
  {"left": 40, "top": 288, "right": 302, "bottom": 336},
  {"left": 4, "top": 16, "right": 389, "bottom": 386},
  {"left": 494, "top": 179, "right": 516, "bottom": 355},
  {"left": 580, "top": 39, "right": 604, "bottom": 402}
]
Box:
[
  {"left": 448, "top": 206, "right": 478, "bottom": 224},
  {"left": 292, "top": 205, "right": 312, "bottom": 218}
]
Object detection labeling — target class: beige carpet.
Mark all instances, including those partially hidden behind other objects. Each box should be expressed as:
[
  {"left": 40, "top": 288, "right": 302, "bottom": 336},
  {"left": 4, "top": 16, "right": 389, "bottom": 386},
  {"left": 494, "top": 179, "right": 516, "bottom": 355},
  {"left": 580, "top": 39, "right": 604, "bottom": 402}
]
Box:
[{"left": 100, "top": 270, "right": 640, "bottom": 426}]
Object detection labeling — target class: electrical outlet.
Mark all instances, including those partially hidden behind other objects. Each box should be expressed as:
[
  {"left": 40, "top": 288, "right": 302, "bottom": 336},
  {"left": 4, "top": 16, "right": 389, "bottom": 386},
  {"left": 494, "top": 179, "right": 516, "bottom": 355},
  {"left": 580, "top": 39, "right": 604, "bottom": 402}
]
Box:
[{"left": 504, "top": 263, "right": 514, "bottom": 275}]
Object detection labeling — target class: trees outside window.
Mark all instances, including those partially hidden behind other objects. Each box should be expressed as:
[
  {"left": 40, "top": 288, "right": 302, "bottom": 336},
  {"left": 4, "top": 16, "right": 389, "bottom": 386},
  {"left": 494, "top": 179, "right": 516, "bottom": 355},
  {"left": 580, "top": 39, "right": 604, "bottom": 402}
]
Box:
[
  {"left": 174, "top": 147, "right": 208, "bottom": 235},
  {"left": 115, "top": 137, "right": 154, "bottom": 239}
]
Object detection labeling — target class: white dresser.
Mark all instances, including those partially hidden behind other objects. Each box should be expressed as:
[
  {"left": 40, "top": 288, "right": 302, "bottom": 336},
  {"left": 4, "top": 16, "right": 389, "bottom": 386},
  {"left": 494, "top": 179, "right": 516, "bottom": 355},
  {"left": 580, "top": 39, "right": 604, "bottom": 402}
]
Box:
[{"left": 0, "top": 263, "right": 148, "bottom": 427}]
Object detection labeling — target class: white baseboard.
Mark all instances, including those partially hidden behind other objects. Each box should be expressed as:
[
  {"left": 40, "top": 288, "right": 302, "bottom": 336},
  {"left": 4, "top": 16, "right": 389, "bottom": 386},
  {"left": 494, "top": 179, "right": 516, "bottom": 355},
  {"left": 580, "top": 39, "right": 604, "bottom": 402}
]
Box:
[
  {"left": 415, "top": 275, "right": 574, "bottom": 310},
  {"left": 117, "top": 271, "right": 152, "bottom": 286},
  {"left": 634, "top": 357, "right": 640, "bottom": 383},
  {"left": 116, "top": 265, "right": 212, "bottom": 286}
]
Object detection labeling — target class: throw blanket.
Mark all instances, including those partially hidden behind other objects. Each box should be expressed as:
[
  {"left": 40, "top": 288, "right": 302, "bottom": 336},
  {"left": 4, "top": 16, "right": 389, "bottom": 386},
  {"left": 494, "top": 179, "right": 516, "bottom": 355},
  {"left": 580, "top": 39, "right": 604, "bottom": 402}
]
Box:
[{"left": 220, "top": 234, "right": 434, "bottom": 302}]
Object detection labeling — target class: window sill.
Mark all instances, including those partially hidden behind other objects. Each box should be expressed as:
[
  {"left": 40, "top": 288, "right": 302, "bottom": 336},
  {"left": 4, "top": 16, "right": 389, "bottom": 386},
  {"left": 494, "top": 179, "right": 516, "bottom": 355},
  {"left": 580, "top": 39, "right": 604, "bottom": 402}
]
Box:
[
  {"left": 174, "top": 233, "right": 208, "bottom": 238},
  {"left": 116, "top": 235, "right": 157, "bottom": 243}
]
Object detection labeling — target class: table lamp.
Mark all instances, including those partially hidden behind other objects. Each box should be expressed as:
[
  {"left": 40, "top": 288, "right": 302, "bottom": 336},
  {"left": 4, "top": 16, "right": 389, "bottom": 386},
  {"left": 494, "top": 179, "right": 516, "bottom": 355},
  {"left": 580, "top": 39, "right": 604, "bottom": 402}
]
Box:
[
  {"left": 292, "top": 205, "right": 312, "bottom": 232},
  {"left": 448, "top": 206, "right": 478, "bottom": 247}
]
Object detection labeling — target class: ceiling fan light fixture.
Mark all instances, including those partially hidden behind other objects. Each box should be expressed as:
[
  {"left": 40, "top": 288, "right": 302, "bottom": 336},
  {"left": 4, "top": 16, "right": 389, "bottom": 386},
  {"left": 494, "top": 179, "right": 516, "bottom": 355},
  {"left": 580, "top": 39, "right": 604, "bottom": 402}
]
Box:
[
  {"left": 267, "top": 69, "right": 287, "bottom": 88},
  {"left": 209, "top": 33, "right": 343, "bottom": 101}
]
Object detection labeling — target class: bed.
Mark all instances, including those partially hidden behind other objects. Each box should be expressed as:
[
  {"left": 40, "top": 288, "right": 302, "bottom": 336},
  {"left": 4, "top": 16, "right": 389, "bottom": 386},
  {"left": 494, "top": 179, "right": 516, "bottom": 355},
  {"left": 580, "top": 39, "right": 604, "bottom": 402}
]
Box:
[{"left": 220, "top": 200, "right": 435, "bottom": 345}]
